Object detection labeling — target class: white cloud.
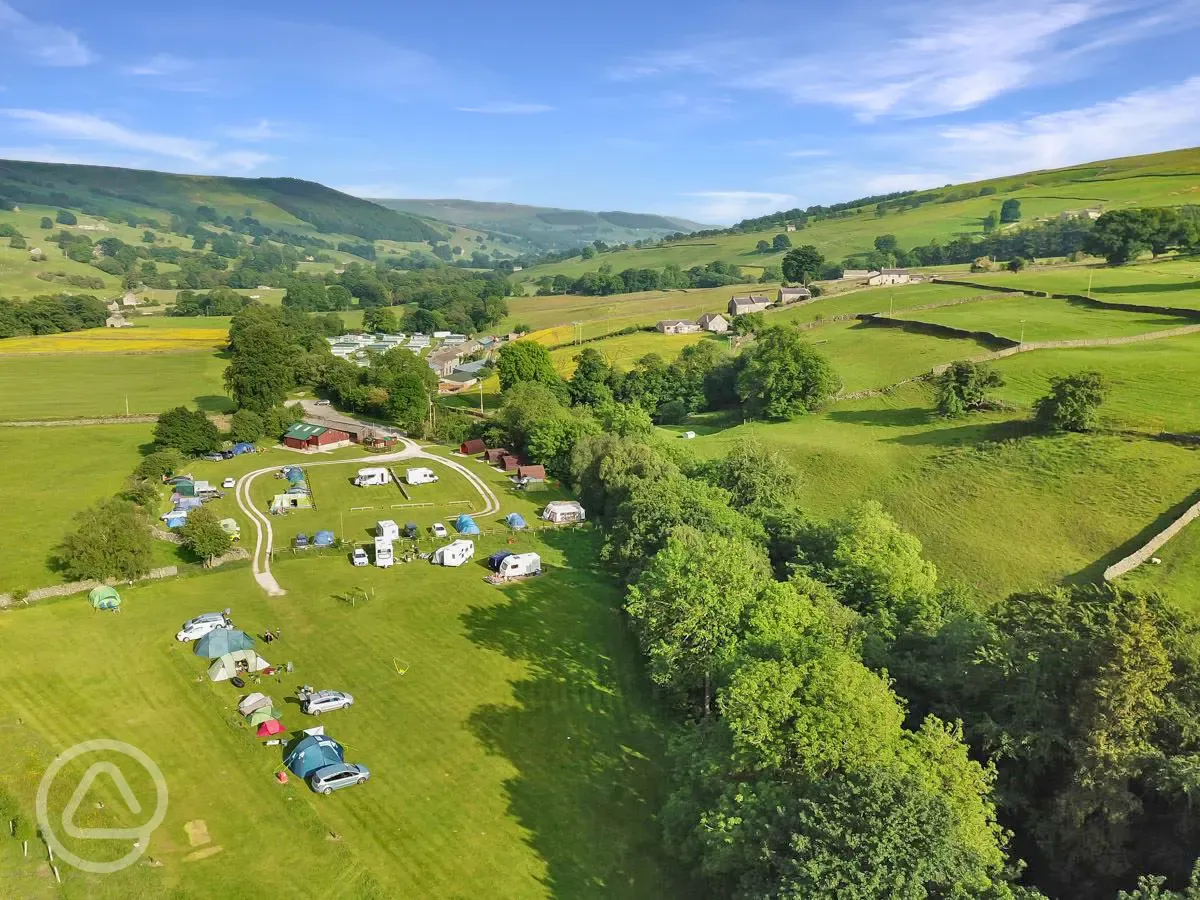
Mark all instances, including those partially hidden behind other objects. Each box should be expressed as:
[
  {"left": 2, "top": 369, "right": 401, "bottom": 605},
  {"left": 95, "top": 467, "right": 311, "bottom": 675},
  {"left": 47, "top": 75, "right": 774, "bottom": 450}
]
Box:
[
  {"left": 225, "top": 119, "right": 290, "bottom": 141},
  {"left": 680, "top": 190, "right": 797, "bottom": 224},
  {"left": 0, "top": 109, "right": 271, "bottom": 173},
  {"left": 456, "top": 102, "right": 553, "bottom": 114},
  {"left": 123, "top": 53, "right": 191, "bottom": 76},
  {"left": 0, "top": 1, "right": 93, "bottom": 66},
  {"left": 785, "top": 148, "right": 833, "bottom": 158}
]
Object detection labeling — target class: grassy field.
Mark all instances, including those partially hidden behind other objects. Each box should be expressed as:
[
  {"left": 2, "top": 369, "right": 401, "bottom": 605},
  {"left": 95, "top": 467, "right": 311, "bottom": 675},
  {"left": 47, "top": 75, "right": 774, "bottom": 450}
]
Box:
[
  {"left": 812, "top": 320, "right": 990, "bottom": 392},
  {"left": 966, "top": 258, "right": 1200, "bottom": 310},
  {"left": 501, "top": 284, "right": 760, "bottom": 334},
  {"left": 0, "top": 327, "right": 228, "bottom": 355},
  {"left": 893, "top": 294, "right": 1195, "bottom": 342},
  {"left": 0, "top": 352, "right": 233, "bottom": 420},
  {"left": 0, "top": 531, "right": 686, "bottom": 898}
]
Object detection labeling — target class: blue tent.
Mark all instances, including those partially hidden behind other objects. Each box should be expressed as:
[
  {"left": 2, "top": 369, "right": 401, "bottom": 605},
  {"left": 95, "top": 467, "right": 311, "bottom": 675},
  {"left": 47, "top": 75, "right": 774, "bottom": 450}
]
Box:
[
  {"left": 313, "top": 530, "right": 335, "bottom": 546},
  {"left": 504, "top": 513, "right": 527, "bottom": 530},
  {"left": 232, "top": 442, "right": 255, "bottom": 456},
  {"left": 194, "top": 628, "right": 254, "bottom": 658},
  {"left": 285, "top": 735, "right": 344, "bottom": 779},
  {"left": 284, "top": 468, "right": 305, "bottom": 484},
  {"left": 454, "top": 514, "right": 480, "bottom": 535},
  {"left": 163, "top": 511, "right": 188, "bottom": 529}
]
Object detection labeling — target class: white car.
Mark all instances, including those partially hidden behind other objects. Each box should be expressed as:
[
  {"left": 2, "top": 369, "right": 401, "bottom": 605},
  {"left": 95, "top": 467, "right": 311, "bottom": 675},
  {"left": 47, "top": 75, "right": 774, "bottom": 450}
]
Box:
[
  {"left": 301, "top": 690, "right": 355, "bottom": 715},
  {"left": 351, "top": 547, "right": 369, "bottom": 567},
  {"left": 431, "top": 522, "right": 448, "bottom": 538},
  {"left": 222, "top": 477, "right": 236, "bottom": 489},
  {"left": 175, "top": 612, "right": 230, "bottom": 642}
]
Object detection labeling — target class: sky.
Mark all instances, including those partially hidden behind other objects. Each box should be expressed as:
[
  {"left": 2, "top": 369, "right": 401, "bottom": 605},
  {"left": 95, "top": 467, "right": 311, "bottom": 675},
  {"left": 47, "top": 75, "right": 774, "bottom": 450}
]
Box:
[{"left": 1, "top": 0, "right": 1200, "bottom": 224}]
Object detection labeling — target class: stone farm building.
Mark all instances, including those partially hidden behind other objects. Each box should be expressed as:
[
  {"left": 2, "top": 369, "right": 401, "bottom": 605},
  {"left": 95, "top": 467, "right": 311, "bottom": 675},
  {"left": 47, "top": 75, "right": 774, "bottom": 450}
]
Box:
[
  {"left": 283, "top": 422, "right": 353, "bottom": 451},
  {"left": 698, "top": 313, "right": 729, "bottom": 333},
  {"left": 728, "top": 294, "right": 772, "bottom": 317},
  {"left": 656, "top": 319, "right": 701, "bottom": 335},
  {"left": 867, "top": 269, "right": 911, "bottom": 286},
  {"left": 778, "top": 286, "right": 813, "bottom": 304}
]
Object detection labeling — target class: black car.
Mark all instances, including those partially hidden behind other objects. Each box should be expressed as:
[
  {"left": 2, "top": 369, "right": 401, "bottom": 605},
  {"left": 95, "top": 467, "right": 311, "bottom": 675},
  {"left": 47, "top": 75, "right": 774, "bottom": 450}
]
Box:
[{"left": 404, "top": 522, "right": 418, "bottom": 539}]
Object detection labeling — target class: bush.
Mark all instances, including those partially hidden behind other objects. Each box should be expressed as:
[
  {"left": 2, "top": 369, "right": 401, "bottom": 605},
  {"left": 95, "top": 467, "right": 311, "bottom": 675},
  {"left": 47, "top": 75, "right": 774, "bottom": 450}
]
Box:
[
  {"left": 1034, "top": 371, "right": 1107, "bottom": 432},
  {"left": 229, "top": 408, "right": 265, "bottom": 443},
  {"left": 657, "top": 399, "right": 689, "bottom": 425}
]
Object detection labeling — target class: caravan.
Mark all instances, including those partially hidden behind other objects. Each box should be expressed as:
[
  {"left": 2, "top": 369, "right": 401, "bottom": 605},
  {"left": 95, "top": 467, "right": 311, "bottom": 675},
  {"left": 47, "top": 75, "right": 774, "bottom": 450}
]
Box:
[
  {"left": 496, "top": 552, "right": 542, "bottom": 579},
  {"left": 432, "top": 539, "right": 475, "bottom": 567},
  {"left": 354, "top": 467, "right": 391, "bottom": 487},
  {"left": 405, "top": 467, "right": 439, "bottom": 486},
  {"left": 376, "top": 520, "right": 400, "bottom": 542},
  {"left": 374, "top": 536, "right": 394, "bottom": 568}
]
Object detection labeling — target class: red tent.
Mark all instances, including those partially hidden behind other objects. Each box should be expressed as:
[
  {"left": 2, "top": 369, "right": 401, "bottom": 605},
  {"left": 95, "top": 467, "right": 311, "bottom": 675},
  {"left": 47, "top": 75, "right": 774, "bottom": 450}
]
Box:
[{"left": 257, "top": 719, "right": 286, "bottom": 737}]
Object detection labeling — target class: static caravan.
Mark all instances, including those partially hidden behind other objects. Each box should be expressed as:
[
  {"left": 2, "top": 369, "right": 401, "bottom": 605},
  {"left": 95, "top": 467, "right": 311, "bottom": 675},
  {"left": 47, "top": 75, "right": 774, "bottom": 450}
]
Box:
[
  {"left": 432, "top": 539, "right": 475, "bottom": 567},
  {"left": 377, "top": 519, "right": 400, "bottom": 541},
  {"left": 405, "top": 467, "right": 439, "bottom": 485},
  {"left": 354, "top": 467, "right": 391, "bottom": 487},
  {"left": 497, "top": 552, "right": 542, "bottom": 579},
  {"left": 374, "top": 536, "right": 395, "bottom": 568}
]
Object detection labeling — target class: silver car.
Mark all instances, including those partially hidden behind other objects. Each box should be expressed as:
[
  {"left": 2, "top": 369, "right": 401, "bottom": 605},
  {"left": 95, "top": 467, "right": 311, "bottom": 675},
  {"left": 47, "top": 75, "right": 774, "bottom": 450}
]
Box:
[
  {"left": 301, "top": 689, "right": 355, "bottom": 715},
  {"left": 310, "top": 762, "right": 370, "bottom": 795},
  {"left": 175, "top": 612, "right": 230, "bottom": 642}
]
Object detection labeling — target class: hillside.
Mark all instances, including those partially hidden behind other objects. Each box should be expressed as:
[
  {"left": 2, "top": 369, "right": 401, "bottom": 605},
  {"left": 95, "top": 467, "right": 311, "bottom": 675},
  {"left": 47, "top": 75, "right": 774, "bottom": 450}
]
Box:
[
  {"left": 0, "top": 159, "right": 440, "bottom": 243},
  {"left": 373, "top": 197, "right": 709, "bottom": 252},
  {"left": 516, "top": 146, "right": 1200, "bottom": 284}
]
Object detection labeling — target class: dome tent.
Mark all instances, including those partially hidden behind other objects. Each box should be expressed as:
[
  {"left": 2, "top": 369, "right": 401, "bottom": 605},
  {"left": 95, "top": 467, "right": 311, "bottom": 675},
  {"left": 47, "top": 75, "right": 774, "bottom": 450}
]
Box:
[
  {"left": 285, "top": 734, "right": 344, "bottom": 779},
  {"left": 313, "top": 530, "right": 335, "bottom": 546},
  {"left": 89, "top": 585, "right": 121, "bottom": 610},
  {"left": 504, "top": 513, "right": 527, "bottom": 530},
  {"left": 194, "top": 629, "right": 254, "bottom": 659},
  {"left": 453, "top": 514, "right": 480, "bottom": 535}
]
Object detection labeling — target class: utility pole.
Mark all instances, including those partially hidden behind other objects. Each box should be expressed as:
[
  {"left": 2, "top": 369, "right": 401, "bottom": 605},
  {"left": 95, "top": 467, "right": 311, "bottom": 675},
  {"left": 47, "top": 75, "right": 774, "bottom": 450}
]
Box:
[
  {"left": 1019, "top": 319, "right": 1026, "bottom": 344},
  {"left": 1088, "top": 271, "right": 1094, "bottom": 300},
  {"left": 125, "top": 394, "right": 129, "bottom": 416},
  {"left": 479, "top": 379, "right": 484, "bottom": 414},
  {"left": 889, "top": 290, "right": 894, "bottom": 316}
]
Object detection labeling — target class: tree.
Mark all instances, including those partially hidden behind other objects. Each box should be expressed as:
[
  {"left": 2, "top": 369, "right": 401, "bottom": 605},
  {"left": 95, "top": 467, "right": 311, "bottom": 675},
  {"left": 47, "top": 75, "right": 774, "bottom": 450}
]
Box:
[
  {"left": 737, "top": 325, "right": 841, "bottom": 419},
  {"left": 568, "top": 347, "right": 614, "bottom": 406},
  {"left": 496, "top": 340, "right": 560, "bottom": 391},
  {"left": 730, "top": 311, "right": 765, "bottom": 336},
  {"left": 772, "top": 233, "right": 792, "bottom": 252},
  {"left": 1087, "top": 210, "right": 1153, "bottom": 264},
  {"left": 135, "top": 448, "right": 184, "bottom": 480},
  {"left": 180, "top": 505, "right": 232, "bottom": 564},
  {"left": 657, "top": 399, "right": 688, "bottom": 424},
  {"left": 1008, "top": 256, "right": 1027, "bottom": 272},
  {"left": 874, "top": 234, "right": 899, "bottom": 253},
  {"left": 710, "top": 439, "right": 803, "bottom": 516},
  {"left": 934, "top": 360, "right": 1005, "bottom": 417},
  {"left": 141, "top": 230, "right": 156, "bottom": 243},
  {"left": 224, "top": 320, "right": 294, "bottom": 412},
  {"left": 982, "top": 211, "right": 999, "bottom": 233},
  {"left": 229, "top": 408, "right": 265, "bottom": 443},
  {"left": 57, "top": 498, "right": 152, "bottom": 581},
  {"left": 782, "top": 245, "right": 825, "bottom": 284},
  {"left": 39, "top": 216, "right": 53, "bottom": 229},
  {"left": 756, "top": 239, "right": 771, "bottom": 254},
  {"left": 153, "top": 406, "right": 221, "bottom": 455},
  {"left": 1034, "top": 371, "right": 1107, "bottom": 432},
  {"left": 55, "top": 209, "right": 77, "bottom": 225},
  {"left": 362, "top": 306, "right": 399, "bottom": 333},
  {"left": 625, "top": 527, "right": 773, "bottom": 714},
  {"left": 1000, "top": 199, "right": 1022, "bottom": 223}
]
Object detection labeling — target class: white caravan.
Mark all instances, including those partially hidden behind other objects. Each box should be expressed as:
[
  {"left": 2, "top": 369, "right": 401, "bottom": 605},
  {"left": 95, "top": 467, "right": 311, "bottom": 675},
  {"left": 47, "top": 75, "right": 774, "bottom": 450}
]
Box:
[
  {"left": 376, "top": 519, "right": 400, "bottom": 541},
  {"left": 432, "top": 539, "right": 475, "bottom": 567},
  {"left": 497, "top": 552, "right": 542, "bottom": 579},
  {"left": 405, "top": 467, "right": 439, "bottom": 485},
  {"left": 374, "top": 536, "right": 394, "bottom": 568},
  {"left": 354, "top": 467, "right": 391, "bottom": 487}
]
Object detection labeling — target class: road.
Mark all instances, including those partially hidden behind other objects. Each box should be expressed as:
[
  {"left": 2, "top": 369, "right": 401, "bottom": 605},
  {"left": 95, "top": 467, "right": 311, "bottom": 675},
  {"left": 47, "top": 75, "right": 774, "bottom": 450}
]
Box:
[{"left": 234, "top": 436, "right": 500, "bottom": 596}]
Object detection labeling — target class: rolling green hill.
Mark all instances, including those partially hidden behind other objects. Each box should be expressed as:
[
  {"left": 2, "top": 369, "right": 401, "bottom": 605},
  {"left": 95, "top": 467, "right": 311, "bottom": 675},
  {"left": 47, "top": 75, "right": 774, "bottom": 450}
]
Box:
[
  {"left": 0, "top": 159, "right": 440, "bottom": 243},
  {"left": 516, "top": 146, "right": 1200, "bottom": 283},
  {"left": 372, "top": 197, "right": 709, "bottom": 253}
]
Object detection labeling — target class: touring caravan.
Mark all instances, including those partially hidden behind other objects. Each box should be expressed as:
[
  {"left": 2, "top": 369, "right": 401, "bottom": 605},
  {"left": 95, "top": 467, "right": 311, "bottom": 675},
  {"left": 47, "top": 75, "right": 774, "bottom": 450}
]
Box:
[
  {"left": 376, "top": 520, "right": 400, "bottom": 542},
  {"left": 432, "top": 539, "right": 475, "bottom": 567},
  {"left": 541, "top": 500, "right": 586, "bottom": 524},
  {"left": 496, "top": 552, "right": 542, "bottom": 579},
  {"left": 374, "top": 536, "right": 394, "bottom": 568},
  {"left": 354, "top": 467, "right": 391, "bottom": 487},
  {"left": 405, "top": 467, "right": 439, "bottom": 485}
]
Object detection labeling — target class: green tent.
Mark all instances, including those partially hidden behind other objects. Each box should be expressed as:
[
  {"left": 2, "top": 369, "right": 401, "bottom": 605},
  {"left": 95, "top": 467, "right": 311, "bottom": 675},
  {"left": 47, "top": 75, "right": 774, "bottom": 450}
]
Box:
[
  {"left": 89, "top": 585, "right": 121, "bottom": 610},
  {"left": 194, "top": 628, "right": 254, "bottom": 659},
  {"left": 247, "top": 705, "right": 283, "bottom": 727}
]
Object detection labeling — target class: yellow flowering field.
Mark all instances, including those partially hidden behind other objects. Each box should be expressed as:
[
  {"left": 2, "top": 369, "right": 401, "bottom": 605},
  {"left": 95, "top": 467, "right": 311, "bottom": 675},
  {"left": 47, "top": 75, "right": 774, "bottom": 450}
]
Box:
[{"left": 0, "top": 327, "right": 228, "bottom": 354}]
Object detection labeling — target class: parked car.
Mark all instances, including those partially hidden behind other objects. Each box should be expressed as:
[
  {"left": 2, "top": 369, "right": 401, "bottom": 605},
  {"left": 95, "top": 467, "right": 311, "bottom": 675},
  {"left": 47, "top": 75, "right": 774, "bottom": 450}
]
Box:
[
  {"left": 221, "top": 449, "right": 235, "bottom": 460},
  {"left": 301, "top": 689, "right": 355, "bottom": 715},
  {"left": 222, "top": 477, "right": 236, "bottom": 489},
  {"left": 294, "top": 534, "right": 310, "bottom": 549},
  {"left": 202, "top": 453, "right": 224, "bottom": 462},
  {"left": 175, "top": 612, "right": 230, "bottom": 642},
  {"left": 431, "top": 522, "right": 448, "bottom": 539},
  {"left": 351, "top": 547, "right": 369, "bottom": 567},
  {"left": 403, "top": 521, "right": 419, "bottom": 539},
  {"left": 315, "top": 399, "right": 332, "bottom": 407},
  {"left": 310, "top": 762, "right": 370, "bottom": 795}
]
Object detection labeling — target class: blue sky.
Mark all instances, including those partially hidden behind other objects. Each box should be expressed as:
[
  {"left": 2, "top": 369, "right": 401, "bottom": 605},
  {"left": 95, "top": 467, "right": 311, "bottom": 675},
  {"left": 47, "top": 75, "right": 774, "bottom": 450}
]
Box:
[{"left": 1, "top": 0, "right": 1199, "bottom": 223}]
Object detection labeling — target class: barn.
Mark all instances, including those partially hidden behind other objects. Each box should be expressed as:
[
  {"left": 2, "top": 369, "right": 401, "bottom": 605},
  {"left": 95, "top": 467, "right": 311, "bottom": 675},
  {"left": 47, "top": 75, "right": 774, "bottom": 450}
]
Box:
[{"left": 283, "top": 422, "right": 351, "bottom": 451}]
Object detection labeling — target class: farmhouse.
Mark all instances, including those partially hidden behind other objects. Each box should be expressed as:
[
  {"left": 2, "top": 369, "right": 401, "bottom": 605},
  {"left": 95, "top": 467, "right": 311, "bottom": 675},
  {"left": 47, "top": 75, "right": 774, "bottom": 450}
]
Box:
[
  {"left": 105, "top": 314, "right": 133, "bottom": 328},
  {"left": 728, "top": 294, "right": 772, "bottom": 316},
  {"left": 785, "top": 223, "right": 797, "bottom": 232},
  {"left": 778, "top": 286, "right": 813, "bottom": 304},
  {"left": 698, "top": 312, "right": 729, "bottom": 333},
  {"left": 657, "top": 319, "right": 701, "bottom": 335},
  {"left": 282, "top": 422, "right": 352, "bottom": 451},
  {"left": 867, "top": 269, "right": 911, "bottom": 286},
  {"left": 121, "top": 290, "right": 140, "bottom": 307}
]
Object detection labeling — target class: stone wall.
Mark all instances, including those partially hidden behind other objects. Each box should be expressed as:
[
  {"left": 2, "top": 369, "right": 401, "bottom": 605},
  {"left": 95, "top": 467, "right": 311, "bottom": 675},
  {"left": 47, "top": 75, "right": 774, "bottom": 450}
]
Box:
[
  {"left": 1104, "top": 495, "right": 1200, "bottom": 581},
  {"left": 0, "top": 566, "right": 179, "bottom": 608}
]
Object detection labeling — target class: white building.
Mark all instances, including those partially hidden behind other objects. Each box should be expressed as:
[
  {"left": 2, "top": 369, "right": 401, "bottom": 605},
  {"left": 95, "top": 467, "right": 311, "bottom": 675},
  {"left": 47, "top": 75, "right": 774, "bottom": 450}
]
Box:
[{"left": 867, "top": 269, "right": 911, "bottom": 286}]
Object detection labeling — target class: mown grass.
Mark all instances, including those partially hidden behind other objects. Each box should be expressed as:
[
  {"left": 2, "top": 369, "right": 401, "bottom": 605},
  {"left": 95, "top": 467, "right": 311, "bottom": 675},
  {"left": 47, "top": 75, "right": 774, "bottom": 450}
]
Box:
[
  {"left": 0, "top": 531, "right": 685, "bottom": 898},
  {"left": 0, "top": 352, "right": 233, "bottom": 420},
  {"left": 966, "top": 258, "right": 1200, "bottom": 310},
  {"left": 501, "top": 284, "right": 759, "bottom": 334}
]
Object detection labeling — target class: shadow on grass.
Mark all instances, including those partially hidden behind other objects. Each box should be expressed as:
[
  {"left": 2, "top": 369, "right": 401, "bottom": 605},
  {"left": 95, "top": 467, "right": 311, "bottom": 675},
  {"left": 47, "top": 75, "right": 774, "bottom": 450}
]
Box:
[
  {"left": 460, "top": 528, "right": 692, "bottom": 898},
  {"left": 1067, "top": 486, "right": 1200, "bottom": 587},
  {"left": 883, "top": 417, "right": 1038, "bottom": 447},
  {"left": 828, "top": 406, "right": 933, "bottom": 428},
  {"left": 1092, "top": 281, "right": 1200, "bottom": 297},
  {"left": 194, "top": 394, "right": 236, "bottom": 413}
]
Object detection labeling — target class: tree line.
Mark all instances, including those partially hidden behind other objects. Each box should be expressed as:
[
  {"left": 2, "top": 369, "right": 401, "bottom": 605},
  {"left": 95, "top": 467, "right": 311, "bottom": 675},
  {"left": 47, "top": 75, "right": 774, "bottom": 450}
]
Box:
[{"left": 0, "top": 294, "right": 107, "bottom": 338}]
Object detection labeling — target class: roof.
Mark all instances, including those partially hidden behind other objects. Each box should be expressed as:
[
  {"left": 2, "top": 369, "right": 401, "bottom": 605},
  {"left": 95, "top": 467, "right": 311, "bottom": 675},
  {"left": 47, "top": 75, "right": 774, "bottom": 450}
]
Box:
[
  {"left": 455, "top": 359, "right": 489, "bottom": 374},
  {"left": 657, "top": 319, "right": 691, "bottom": 327},
  {"left": 698, "top": 313, "right": 727, "bottom": 324},
  {"left": 461, "top": 438, "right": 487, "bottom": 453},
  {"left": 284, "top": 422, "right": 328, "bottom": 440},
  {"left": 880, "top": 268, "right": 909, "bottom": 274},
  {"left": 780, "top": 286, "right": 812, "bottom": 296},
  {"left": 730, "top": 294, "right": 770, "bottom": 307},
  {"left": 518, "top": 464, "right": 547, "bottom": 479}
]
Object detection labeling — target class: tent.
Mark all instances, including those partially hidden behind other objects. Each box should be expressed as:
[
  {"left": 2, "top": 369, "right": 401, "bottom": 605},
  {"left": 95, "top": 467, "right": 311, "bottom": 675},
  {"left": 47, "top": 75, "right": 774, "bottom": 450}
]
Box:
[
  {"left": 219, "top": 518, "right": 240, "bottom": 539},
  {"left": 238, "top": 692, "right": 271, "bottom": 715},
  {"left": 174, "top": 480, "right": 197, "bottom": 497},
  {"left": 88, "top": 585, "right": 121, "bottom": 610},
  {"left": 285, "top": 734, "right": 344, "bottom": 779},
  {"left": 232, "top": 442, "right": 255, "bottom": 456},
  {"left": 271, "top": 493, "right": 313, "bottom": 513},
  {"left": 248, "top": 705, "right": 284, "bottom": 727},
  {"left": 284, "top": 467, "right": 305, "bottom": 484},
  {"left": 163, "top": 511, "right": 189, "bottom": 529},
  {"left": 173, "top": 496, "right": 203, "bottom": 510},
  {"left": 313, "top": 530, "right": 335, "bottom": 547},
  {"left": 256, "top": 719, "right": 286, "bottom": 738},
  {"left": 504, "top": 513, "right": 527, "bottom": 530},
  {"left": 453, "top": 514, "right": 480, "bottom": 535},
  {"left": 208, "top": 649, "right": 270, "bottom": 682},
  {"left": 194, "top": 628, "right": 254, "bottom": 659}
]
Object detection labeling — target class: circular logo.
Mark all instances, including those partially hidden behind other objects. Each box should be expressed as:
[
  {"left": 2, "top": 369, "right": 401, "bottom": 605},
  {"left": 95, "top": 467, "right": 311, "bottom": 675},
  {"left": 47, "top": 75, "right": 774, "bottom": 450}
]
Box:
[{"left": 35, "top": 739, "right": 169, "bottom": 874}]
